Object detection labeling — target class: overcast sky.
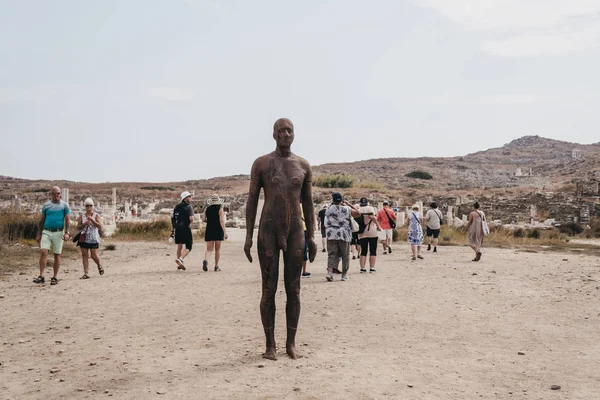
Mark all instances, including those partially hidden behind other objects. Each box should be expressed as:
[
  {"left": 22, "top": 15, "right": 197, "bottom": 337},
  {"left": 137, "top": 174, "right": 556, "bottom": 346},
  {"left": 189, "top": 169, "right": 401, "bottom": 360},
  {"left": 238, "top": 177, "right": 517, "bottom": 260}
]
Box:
[{"left": 1, "top": 0, "right": 599, "bottom": 182}]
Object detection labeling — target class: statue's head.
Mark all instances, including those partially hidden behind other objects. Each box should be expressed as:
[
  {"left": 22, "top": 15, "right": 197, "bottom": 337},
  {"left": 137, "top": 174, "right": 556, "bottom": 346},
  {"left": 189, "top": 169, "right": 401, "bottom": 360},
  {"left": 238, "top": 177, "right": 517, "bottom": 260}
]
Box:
[{"left": 273, "top": 118, "right": 294, "bottom": 149}]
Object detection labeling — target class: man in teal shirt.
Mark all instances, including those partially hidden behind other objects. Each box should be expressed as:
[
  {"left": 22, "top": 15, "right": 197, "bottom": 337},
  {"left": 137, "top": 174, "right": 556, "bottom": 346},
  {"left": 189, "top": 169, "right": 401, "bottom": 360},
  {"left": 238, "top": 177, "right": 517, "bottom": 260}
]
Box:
[{"left": 34, "top": 186, "right": 71, "bottom": 285}]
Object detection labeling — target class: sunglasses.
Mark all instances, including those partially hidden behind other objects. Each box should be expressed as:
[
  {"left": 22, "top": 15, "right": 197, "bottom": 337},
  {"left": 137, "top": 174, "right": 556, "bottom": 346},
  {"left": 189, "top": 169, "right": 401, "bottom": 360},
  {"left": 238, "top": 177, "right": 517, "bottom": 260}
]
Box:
[{"left": 85, "top": 205, "right": 93, "bottom": 207}]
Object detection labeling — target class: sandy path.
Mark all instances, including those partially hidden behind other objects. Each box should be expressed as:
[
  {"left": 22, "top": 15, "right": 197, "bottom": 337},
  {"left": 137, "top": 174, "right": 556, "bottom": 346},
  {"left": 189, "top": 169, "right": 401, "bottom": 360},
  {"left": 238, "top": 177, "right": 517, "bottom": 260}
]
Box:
[{"left": 1, "top": 229, "right": 599, "bottom": 399}]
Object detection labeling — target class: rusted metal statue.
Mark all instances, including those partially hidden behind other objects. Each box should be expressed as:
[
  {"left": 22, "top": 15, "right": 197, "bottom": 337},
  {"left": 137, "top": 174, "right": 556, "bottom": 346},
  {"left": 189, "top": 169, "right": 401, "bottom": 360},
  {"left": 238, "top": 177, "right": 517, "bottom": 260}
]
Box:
[{"left": 244, "top": 118, "right": 317, "bottom": 360}]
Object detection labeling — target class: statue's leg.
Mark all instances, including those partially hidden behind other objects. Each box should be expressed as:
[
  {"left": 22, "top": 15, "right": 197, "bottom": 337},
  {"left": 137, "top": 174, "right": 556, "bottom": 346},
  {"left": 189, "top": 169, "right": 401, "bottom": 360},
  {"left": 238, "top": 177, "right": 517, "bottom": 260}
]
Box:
[
  {"left": 283, "top": 228, "right": 304, "bottom": 359},
  {"left": 257, "top": 234, "right": 280, "bottom": 360}
]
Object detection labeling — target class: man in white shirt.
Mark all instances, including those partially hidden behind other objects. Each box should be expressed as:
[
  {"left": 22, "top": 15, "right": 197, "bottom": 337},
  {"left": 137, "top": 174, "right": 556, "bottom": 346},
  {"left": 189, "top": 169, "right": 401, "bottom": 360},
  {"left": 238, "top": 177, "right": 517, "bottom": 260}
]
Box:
[{"left": 425, "top": 202, "right": 443, "bottom": 252}]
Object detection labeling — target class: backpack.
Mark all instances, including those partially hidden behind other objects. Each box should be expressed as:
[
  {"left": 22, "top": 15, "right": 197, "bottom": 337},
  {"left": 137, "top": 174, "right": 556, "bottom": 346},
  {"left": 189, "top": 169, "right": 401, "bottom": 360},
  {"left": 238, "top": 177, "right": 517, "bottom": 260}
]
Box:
[
  {"left": 354, "top": 214, "right": 367, "bottom": 234},
  {"left": 172, "top": 203, "right": 189, "bottom": 229}
]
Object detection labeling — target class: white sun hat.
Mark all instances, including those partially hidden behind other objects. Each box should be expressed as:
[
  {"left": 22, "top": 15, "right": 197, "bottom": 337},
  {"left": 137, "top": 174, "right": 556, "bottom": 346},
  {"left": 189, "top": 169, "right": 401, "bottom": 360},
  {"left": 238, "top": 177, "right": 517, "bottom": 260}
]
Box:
[
  {"left": 84, "top": 197, "right": 94, "bottom": 206},
  {"left": 180, "top": 191, "right": 192, "bottom": 201}
]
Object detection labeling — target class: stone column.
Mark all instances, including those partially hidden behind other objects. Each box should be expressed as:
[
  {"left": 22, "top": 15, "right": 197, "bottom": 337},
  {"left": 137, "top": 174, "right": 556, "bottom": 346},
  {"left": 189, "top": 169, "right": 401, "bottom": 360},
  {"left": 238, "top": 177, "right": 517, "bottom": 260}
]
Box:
[
  {"left": 397, "top": 212, "right": 405, "bottom": 226},
  {"left": 61, "top": 188, "right": 69, "bottom": 204}
]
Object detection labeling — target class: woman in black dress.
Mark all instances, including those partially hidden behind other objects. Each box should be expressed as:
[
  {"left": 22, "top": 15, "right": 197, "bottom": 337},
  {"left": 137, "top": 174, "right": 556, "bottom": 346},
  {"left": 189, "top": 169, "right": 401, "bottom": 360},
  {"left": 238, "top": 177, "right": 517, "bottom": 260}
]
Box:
[{"left": 202, "top": 195, "right": 228, "bottom": 271}]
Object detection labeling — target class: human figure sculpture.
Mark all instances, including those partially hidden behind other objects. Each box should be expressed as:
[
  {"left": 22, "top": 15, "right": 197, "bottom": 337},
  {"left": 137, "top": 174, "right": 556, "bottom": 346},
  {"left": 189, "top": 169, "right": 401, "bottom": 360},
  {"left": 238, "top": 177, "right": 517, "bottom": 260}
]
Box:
[{"left": 244, "top": 118, "right": 317, "bottom": 360}]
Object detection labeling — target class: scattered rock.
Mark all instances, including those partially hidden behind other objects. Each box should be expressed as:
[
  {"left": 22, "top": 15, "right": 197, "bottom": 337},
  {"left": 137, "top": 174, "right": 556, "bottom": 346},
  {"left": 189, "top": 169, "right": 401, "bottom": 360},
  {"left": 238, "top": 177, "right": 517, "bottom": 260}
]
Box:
[
  {"left": 77, "top": 388, "right": 84, "bottom": 392},
  {"left": 50, "top": 368, "right": 60, "bottom": 374},
  {"left": 64, "top": 326, "right": 70, "bottom": 329},
  {"left": 517, "top": 352, "right": 525, "bottom": 355},
  {"left": 0, "top": 295, "right": 4, "bottom": 299},
  {"left": 257, "top": 364, "right": 265, "bottom": 368},
  {"left": 93, "top": 337, "right": 101, "bottom": 340},
  {"left": 19, "top": 272, "right": 26, "bottom": 275},
  {"left": 104, "top": 390, "right": 109, "bottom": 394},
  {"left": 407, "top": 385, "right": 413, "bottom": 388},
  {"left": 293, "top": 387, "right": 301, "bottom": 392},
  {"left": 157, "top": 390, "right": 167, "bottom": 394},
  {"left": 89, "top": 362, "right": 97, "bottom": 366},
  {"left": 472, "top": 273, "right": 478, "bottom": 276},
  {"left": 551, "top": 385, "right": 561, "bottom": 390},
  {"left": 55, "top": 340, "right": 62, "bottom": 344}
]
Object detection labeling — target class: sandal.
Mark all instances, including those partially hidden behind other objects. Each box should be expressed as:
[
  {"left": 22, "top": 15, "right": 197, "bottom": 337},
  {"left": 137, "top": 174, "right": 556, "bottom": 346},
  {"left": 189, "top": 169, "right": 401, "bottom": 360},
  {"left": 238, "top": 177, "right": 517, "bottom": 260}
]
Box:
[
  {"left": 50, "top": 277, "right": 58, "bottom": 285},
  {"left": 97, "top": 265, "right": 105, "bottom": 275},
  {"left": 33, "top": 276, "right": 45, "bottom": 284},
  {"left": 411, "top": 256, "right": 416, "bottom": 261},
  {"left": 417, "top": 255, "right": 424, "bottom": 259},
  {"left": 475, "top": 252, "right": 482, "bottom": 261},
  {"left": 80, "top": 274, "right": 90, "bottom": 279}
]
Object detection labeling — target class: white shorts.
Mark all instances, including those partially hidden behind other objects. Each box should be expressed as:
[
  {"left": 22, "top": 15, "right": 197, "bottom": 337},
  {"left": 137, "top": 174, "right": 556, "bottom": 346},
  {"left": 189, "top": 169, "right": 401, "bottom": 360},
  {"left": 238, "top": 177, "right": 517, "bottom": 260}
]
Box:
[{"left": 378, "top": 229, "right": 393, "bottom": 240}]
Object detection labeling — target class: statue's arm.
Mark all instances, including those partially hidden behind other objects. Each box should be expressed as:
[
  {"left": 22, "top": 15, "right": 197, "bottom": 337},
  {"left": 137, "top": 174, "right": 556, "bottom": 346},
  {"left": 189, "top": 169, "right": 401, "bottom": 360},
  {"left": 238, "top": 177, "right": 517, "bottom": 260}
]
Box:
[
  {"left": 245, "top": 159, "right": 262, "bottom": 240},
  {"left": 301, "top": 161, "right": 317, "bottom": 263},
  {"left": 301, "top": 165, "right": 315, "bottom": 238}
]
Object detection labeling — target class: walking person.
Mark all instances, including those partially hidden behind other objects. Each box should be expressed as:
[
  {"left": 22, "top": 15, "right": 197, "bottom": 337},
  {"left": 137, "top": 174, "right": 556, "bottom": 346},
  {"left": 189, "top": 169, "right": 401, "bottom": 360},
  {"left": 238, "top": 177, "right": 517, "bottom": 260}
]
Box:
[
  {"left": 408, "top": 204, "right": 424, "bottom": 260},
  {"left": 34, "top": 186, "right": 71, "bottom": 285},
  {"left": 377, "top": 200, "right": 396, "bottom": 254},
  {"left": 357, "top": 197, "right": 382, "bottom": 273},
  {"left": 203, "top": 194, "right": 228, "bottom": 272},
  {"left": 76, "top": 198, "right": 105, "bottom": 279},
  {"left": 466, "top": 202, "right": 485, "bottom": 261},
  {"left": 425, "top": 202, "right": 443, "bottom": 253},
  {"left": 325, "top": 192, "right": 360, "bottom": 281},
  {"left": 171, "top": 191, "right": 194, "bottom": 270},
  {"left": 317, "top": 204, "right": 327, "bottom": 252}
]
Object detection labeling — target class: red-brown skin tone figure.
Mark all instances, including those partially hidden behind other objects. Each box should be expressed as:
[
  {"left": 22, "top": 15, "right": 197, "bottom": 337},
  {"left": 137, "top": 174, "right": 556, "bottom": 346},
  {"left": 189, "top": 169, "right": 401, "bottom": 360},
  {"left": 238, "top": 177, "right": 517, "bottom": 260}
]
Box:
[{"left": 244, "top": 118, "right": 317, "bottom": 360}]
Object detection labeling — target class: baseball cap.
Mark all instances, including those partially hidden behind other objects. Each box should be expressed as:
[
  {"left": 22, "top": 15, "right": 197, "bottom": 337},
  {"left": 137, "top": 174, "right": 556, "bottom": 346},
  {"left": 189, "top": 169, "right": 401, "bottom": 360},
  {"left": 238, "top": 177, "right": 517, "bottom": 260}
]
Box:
[
  {"left": 359, "top": 197, "right": 368, "bottom": 206},
  {"left": 180, "top": 191, "right": 192, "bottom": 201},
  {"left": 332, "top": 192, "right": 343, "bottom": 202}
]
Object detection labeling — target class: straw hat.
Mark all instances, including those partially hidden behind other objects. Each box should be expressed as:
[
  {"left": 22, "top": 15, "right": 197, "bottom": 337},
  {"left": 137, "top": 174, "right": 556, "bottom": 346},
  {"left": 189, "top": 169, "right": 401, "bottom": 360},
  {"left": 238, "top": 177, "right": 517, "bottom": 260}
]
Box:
[
  {"left": 411, "top": 204, "right": 420, "bottom": 210},
  {"left": 206, "top": 195, "right": 224, "bottom": 206},
  {"left": 84, "top": 197, "right": 94, "bottom": 206}
]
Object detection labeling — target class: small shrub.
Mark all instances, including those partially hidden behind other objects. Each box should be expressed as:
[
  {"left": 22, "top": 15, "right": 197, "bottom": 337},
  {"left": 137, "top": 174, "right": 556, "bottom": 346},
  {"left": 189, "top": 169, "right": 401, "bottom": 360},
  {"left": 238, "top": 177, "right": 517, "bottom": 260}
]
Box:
[
  {"left": 513, "top": 228, "right": 525, "bottom": 238},
  {"left": 557, "top": 222, "right": 584, "bottom": 236},
  {"left": 405, "top": 171, "right": 433, "bottom": 180},
  {"left": 112, "top": 219, "right": 172, "bottom": 241},
  {"left": 527, "top": 229, "right": 541, "bottom": 239},
  {"left": 356, "top": 181, "right": 385, "bottom": 190},
  {"left": 0, "top": 212, "right": 40, "bottom": 242},
  {"left": 32, "top": 188, "right": 50, "bottom": 193},
  {"left": 313, "top": 174, "right": 354, "bottom": 188}
]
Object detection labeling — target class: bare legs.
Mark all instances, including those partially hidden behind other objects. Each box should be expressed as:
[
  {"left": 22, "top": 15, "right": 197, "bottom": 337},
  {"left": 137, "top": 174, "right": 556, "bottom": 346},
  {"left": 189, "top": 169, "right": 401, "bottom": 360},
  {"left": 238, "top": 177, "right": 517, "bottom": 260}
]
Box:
[
  {"left": 80, "top": 248, "right": 102, "bottom": 276},
  {"left": 177, "top": 244, "right": 190, "bottom": 261},
  {"left": 39, "top": 249, "right": 60, "bottom": 279},
  {"left": 411, "top": 244, "right": 422, "bottom": 258},
  {"left": 204, "top": 241, "right": 222, "bottom": 267}
]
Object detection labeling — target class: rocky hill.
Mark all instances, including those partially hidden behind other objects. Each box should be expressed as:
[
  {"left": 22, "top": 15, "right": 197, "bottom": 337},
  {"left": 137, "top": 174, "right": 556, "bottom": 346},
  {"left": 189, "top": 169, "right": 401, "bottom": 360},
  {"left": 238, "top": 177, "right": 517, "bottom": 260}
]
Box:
[{"left": 1, "top": 136, "right": 599, "bottom": 208}]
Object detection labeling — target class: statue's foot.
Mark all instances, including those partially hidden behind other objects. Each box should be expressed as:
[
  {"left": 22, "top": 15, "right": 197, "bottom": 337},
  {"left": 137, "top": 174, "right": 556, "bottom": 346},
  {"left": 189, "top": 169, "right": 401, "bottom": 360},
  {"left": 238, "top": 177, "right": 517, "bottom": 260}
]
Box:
[
  {"left": 263, "top": 347, "right": 277, "bottom": 361},
  {"left": 286, "top": 344, "right": 299, "bottom": 359}
]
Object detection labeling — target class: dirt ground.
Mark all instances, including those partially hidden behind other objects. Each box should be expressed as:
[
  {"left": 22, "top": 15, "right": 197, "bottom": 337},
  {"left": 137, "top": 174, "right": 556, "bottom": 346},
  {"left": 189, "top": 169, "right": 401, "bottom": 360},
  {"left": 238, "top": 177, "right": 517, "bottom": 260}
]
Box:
[{"left": 1, "top": 229, "right": 599, "bottom": 400}]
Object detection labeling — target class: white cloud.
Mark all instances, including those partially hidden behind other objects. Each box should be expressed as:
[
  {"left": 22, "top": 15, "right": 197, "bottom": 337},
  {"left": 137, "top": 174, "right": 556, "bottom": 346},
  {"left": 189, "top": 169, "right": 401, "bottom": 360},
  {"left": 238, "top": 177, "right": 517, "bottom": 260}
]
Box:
[
  {"left": 480, "top": 94, "right": 560, "bottom": 104},
  {"left": 0, "top": 85, "right": 64, "bottom": 103},
  {"left": 409, "top": 0, "right": 600, "bottom": 57},
  {"left": 145, "top": 87, "right": 195, "bottom": 103}
]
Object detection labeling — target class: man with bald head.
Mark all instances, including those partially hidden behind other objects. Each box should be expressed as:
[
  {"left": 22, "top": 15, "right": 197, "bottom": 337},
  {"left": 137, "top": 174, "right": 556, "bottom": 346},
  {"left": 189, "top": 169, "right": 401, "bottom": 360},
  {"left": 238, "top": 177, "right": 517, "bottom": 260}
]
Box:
[
  {"left": 34, "top": 186, "right": 71, "bottom": 285},
  {"left": 245, "top": 118, "right": 317, "bottom": 360}
]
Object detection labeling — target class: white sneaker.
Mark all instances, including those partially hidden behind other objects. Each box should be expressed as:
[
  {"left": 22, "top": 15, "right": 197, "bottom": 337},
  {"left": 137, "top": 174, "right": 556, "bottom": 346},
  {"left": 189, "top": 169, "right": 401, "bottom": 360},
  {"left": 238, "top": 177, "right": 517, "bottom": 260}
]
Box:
[
  {"left": 176, "top": 258, "right": 185, "bottom": 270},
  {"left": 341, "top": 274, "right": 349, "bottom": 281},
  {"left": 326, "top": 273, "right": 333, "bottom": 282}
]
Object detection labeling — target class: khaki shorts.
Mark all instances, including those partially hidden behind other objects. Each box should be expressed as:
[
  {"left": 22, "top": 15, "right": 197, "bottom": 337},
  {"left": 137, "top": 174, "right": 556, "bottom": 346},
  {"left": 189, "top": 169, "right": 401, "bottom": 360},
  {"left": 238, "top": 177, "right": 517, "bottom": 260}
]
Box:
[
  {"left": 378, "top": 229, "right": 393, "bottom": 240},
  {"left": 40, "top": 230, "right": 65, "bottom": 254}
]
